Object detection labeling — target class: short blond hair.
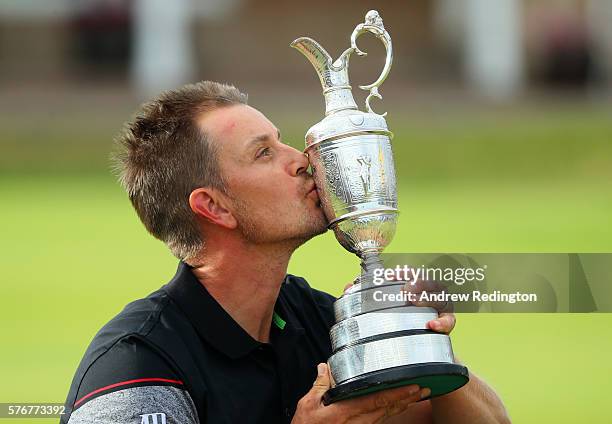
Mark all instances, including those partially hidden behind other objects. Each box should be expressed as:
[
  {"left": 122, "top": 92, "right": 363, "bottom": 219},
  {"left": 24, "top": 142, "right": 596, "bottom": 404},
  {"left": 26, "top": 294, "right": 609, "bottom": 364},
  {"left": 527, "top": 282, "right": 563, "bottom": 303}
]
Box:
[{"left": 113, "top": 81, "right": 247, "bottom": 260}]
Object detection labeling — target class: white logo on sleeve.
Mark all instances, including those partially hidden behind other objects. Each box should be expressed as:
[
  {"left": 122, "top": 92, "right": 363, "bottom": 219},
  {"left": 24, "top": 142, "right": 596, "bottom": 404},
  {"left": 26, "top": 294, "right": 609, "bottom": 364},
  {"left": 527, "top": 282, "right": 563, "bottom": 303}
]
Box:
[{"left": 140, "top": 412, "right": 167, "bottom": 424}]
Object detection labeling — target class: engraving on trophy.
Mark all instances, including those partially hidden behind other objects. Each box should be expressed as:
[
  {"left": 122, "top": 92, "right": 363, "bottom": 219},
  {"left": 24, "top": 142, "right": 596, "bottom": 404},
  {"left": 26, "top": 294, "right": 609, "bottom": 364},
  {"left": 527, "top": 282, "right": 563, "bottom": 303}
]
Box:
[
  {"left": 382, "top": 143, "right": 397, "bottom": 202},
  {"left": 356, "top": 155, "right": 372, "bottom": 196},
  {"left": 314, "top": 135, "right": 397, "bottom": 220},
  {"left": 341, "top": 144, "right": 389, "bottom": 204},
  {"left": 323, "top": 152, "right": 347, "bottom": 204},
  {"left": 345, "top": 319, "right": 360, "bottom": 340}
]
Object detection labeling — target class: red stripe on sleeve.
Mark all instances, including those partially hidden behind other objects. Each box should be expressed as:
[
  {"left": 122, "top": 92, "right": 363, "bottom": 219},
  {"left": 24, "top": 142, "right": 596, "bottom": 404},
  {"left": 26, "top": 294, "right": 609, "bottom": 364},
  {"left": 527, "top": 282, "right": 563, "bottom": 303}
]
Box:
[{"left": 74, "top": 377, "right": 184, "bottom": 407}]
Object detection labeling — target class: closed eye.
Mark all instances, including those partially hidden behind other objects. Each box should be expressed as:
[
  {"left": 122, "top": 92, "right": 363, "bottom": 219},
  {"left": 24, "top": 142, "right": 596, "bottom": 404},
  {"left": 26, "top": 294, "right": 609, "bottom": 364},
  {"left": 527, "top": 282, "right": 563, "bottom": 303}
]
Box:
[{"left": 256, "top": 146, "right": 272, "bottom": 159}]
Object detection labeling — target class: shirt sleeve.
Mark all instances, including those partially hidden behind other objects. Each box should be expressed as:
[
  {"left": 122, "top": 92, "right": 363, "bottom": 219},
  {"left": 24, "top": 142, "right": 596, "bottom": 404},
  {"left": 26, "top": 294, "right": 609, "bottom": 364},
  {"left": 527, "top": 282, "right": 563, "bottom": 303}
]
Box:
[{"left": 64, "top": 336, "right": 199, "bottom": 424}]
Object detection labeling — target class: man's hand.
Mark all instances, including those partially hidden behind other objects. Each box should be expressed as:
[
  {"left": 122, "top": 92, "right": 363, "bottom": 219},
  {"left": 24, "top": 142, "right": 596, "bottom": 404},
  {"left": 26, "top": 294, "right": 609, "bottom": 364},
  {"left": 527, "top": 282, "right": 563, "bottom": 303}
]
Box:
[
  {"left": 400, "top": 278, "right": 456, "bottom": 335},
  {"left": 292, "top": 363, "right": 430, "bottom": 424},
  {"left": 343, "top": 275, "right": 456, "bottom": 335}
]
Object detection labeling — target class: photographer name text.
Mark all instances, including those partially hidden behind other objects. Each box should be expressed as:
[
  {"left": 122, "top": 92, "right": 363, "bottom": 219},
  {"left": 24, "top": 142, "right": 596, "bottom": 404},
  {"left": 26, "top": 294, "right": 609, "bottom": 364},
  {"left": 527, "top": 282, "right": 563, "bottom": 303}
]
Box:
[{"left": 374, "top": 290, "right": 538, "bottom": 304}]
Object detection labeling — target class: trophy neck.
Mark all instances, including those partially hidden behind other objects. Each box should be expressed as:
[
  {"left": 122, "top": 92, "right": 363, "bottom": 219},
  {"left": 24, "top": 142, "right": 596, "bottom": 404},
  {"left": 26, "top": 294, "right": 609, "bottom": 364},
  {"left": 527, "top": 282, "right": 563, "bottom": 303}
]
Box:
[
  {"left": 324, "top": 87, "right": 358, "bottom": 116},
  {"left": 360, "top": 252, "right": 384, "bottom": 273}
]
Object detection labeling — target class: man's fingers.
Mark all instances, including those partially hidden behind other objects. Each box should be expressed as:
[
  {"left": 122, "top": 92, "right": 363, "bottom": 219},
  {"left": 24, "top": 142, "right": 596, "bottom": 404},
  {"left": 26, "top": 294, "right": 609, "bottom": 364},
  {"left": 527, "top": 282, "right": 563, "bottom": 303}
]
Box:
[
  {"left": 348, "top": 408, "right": 387, "bottom": 424},
  {"left": 343, "top": 275, "right": 362, "bottom": 293},
  {"left": 403, "top": 278, "right": 446, "bottom": 293},
  {"left": 403, "top": 289, "right": 453, "bottom": 312},
  {"left": 311, "top": 363, "right": 331, "bottom": 392},
  {"left": 402, "top": 279, "right": 454, "bottom": 313},
  {"left": 299, "top": 365, "right": 431, "bottom": 423},
  {"left": 350, "top": 394, "right": 424, "bottom": 424},
  {"left": 412, "top": 296, "right": 453, "bottom": 313},
  {"left": 427, "top": 313, "right": 456, "bottom": 334},
  {"left": 335, "top": 384, "right": 422, "bottom": 416}
]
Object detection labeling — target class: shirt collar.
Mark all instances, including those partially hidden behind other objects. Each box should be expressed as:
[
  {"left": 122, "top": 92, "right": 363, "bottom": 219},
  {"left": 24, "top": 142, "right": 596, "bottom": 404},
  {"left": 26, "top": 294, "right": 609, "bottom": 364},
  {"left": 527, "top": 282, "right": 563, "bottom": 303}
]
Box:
[
  {"left": 164, "top": 261, "right": 259, "bottom": 359},
  {"left": 163, "top": 261, "right": 303, "bottom": 359}
]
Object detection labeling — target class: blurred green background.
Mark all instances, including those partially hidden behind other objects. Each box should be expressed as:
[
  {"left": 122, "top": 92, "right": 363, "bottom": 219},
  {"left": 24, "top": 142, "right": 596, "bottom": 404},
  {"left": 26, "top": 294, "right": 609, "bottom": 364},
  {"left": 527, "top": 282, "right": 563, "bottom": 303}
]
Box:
[
  {"left": 2, "top": 1, "right": 612, "bottom": 423},
  {"left": 2, "top": 103, "right": 611, "bottom": 423}
]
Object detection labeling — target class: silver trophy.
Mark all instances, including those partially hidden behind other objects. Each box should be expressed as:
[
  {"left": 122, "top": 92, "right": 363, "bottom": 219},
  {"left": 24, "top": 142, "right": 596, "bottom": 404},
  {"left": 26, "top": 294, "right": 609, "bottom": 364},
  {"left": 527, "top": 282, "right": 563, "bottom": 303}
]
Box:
[{"left": 291, "top": 10, "right": 469, "bottom": 403}]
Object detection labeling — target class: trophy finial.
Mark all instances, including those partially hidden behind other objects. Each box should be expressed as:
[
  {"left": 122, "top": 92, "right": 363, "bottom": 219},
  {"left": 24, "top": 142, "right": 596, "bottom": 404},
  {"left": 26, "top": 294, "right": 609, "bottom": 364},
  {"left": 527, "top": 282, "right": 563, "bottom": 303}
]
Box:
[{"left": 365, "top": 10, "right": 383, "bottom": 27}]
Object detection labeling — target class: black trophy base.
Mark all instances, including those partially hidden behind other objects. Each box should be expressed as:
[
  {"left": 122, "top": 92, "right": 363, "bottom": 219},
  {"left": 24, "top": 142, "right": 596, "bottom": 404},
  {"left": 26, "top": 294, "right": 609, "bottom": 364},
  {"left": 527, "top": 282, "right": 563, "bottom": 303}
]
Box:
[{"left": 323, "top": 362, "right": 469, "bottom": 405}]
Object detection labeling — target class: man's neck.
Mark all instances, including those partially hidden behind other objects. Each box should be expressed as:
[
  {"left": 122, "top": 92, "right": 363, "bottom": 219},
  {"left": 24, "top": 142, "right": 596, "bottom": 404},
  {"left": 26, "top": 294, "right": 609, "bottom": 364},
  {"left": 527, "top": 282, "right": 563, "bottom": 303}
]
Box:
[{"left": 189, "top": 238, "right": 294, "bottom": 343}]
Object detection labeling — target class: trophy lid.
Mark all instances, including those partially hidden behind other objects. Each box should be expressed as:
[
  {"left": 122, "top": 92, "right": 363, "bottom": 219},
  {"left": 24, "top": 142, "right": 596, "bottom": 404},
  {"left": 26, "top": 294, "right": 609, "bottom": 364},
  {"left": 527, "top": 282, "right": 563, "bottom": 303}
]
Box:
[{"left": 304, "top": 109, "right": 393, "bottom": 151}]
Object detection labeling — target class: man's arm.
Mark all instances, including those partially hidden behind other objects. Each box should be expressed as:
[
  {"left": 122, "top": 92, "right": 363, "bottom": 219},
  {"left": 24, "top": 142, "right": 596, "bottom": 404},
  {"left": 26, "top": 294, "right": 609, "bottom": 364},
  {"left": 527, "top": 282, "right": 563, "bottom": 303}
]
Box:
[
  {"left": 383, "top": 366, "right": 510, "bottom": 424},
  {"left": 62, "top": 336, "right": 199, "bottom": 424},
  {"left": 429, "top": 367, "right": 511, "bottom": 424},
  {"left": 67, "top": 385, "right": 198, "bottom": 424}
]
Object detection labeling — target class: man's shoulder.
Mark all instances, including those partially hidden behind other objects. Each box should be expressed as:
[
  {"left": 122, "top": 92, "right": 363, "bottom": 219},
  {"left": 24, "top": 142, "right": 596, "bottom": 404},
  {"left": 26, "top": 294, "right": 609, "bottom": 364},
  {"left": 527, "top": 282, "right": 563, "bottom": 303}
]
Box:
[
  {"left": 280, "top": 274, "right": 337, "bottom": 331},
  {"left": 282, "top": 274, "right": 337, "bottom": 306},
  {"left": 76, "top": 287, "right": 181, "bottom": 366},
  {"left": 93, "top": 289, "right": 168, "bottom": 343},
  {"left": 62, "top": 334, "right": 198, "bottom": 423},
  {"left": 62, "top": 288, "right": 200, "bottom": 423}
]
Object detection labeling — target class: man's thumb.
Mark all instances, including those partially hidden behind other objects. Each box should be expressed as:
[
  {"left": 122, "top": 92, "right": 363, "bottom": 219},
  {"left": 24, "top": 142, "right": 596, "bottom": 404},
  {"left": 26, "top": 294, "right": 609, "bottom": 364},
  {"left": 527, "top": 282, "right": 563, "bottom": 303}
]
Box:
[{"left": 311, "top": 363, "right": 331, "bottom": 393}]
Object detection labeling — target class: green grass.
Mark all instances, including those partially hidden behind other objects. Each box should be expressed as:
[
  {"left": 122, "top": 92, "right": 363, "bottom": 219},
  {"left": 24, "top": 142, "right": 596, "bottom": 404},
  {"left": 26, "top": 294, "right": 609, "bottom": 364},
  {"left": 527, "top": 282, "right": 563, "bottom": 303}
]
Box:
[
  {"left": 1, "top": 106, "right": 612, "bottom": 423},
  {"left": 1, "top": 173, "right": 611, "bottom": 423}
]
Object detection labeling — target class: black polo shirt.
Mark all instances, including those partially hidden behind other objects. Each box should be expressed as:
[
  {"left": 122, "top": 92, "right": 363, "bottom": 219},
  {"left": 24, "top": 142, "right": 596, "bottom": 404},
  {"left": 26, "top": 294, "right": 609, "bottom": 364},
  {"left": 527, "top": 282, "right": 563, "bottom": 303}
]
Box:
[{"left": 61, "top": 262, "right": 336, "bottom": 423}]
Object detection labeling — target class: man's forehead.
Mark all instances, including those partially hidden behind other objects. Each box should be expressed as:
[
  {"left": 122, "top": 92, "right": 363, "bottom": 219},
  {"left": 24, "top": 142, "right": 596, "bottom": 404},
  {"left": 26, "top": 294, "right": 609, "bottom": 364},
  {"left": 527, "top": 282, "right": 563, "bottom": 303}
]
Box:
[{"left": 198, "top": 105, "right": 276, "bottom": 146}]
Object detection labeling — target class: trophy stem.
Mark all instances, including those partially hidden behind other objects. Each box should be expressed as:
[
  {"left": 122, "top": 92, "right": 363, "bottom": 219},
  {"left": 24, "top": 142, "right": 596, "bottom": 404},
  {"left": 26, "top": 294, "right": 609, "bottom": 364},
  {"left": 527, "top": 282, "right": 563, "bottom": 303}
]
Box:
[{"left": 359, "top": 252, "right": 384, "bottom": 286}]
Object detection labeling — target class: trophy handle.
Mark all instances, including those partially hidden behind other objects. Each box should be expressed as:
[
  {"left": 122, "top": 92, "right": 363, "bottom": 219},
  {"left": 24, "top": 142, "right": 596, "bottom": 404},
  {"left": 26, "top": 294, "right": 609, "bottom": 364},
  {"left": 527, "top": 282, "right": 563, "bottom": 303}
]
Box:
[{"left": 349, "top": 10, "right": 393, "bottom": 116}]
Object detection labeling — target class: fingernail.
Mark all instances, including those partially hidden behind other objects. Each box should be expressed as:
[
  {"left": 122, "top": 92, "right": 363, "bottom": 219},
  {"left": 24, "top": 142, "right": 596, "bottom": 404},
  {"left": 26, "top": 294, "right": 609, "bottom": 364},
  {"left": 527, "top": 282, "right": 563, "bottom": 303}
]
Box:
[
  {"left": 407, "top": 385, "right": 420, "bottom": 395},
  {"left": 317, "top": 363, "right": 326, "bottom": 376},
  {"left": 420, "top": 388, "right": 431, "bottom": 399}
]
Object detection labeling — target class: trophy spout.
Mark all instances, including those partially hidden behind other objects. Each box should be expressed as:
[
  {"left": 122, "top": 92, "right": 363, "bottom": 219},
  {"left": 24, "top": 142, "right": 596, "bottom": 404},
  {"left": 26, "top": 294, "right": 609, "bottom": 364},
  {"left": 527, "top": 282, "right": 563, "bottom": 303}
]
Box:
[
  {"left": 290, "top": 37, "right": 358, "bottom": 115},
  {"left": 290, "top": 38, "right": 335, "bottom": 89}
]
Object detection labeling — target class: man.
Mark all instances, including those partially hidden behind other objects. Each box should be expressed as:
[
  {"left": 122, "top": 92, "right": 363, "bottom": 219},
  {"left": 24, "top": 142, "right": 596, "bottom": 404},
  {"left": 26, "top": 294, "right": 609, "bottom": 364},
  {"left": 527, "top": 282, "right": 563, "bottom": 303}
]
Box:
[{"left": 62, "top": 81, "right": 510, "bottom": 423}]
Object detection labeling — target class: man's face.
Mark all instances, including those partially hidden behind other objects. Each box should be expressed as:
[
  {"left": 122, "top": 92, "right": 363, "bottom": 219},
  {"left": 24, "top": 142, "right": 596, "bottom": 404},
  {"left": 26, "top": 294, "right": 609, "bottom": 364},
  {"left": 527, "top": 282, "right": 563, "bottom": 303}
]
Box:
[{"left": 199, "top": 104, "right": 327, "bottom": 246}]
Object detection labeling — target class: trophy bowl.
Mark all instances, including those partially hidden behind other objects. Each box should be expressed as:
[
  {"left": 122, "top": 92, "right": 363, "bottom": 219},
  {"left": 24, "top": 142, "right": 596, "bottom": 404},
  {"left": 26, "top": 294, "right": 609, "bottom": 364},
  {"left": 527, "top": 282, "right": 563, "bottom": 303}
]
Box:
[{"left": 305, "top": 124, "right": 399, "bottom": 256}]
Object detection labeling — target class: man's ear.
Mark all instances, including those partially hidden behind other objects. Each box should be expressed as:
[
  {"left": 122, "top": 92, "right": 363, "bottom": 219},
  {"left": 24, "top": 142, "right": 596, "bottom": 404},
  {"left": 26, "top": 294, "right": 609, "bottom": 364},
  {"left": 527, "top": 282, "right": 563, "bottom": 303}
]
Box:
[{"left": 189, "top": 188, "right": 237, "bottom": 230}]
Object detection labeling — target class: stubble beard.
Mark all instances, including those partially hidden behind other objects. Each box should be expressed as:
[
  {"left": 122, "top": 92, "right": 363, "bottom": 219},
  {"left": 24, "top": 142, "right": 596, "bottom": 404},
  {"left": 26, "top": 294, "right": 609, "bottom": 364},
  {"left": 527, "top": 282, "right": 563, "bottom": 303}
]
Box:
[{"left": 233, "top": 198, "right": 327, "bottom": 248}]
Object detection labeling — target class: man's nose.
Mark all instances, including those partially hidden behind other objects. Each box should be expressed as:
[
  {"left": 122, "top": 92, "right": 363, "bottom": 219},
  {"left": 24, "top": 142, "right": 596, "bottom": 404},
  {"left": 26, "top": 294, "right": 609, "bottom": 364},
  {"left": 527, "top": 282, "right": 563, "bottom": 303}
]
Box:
[{"left": 288, "top": 147, "right": 310, "bottom": 177}]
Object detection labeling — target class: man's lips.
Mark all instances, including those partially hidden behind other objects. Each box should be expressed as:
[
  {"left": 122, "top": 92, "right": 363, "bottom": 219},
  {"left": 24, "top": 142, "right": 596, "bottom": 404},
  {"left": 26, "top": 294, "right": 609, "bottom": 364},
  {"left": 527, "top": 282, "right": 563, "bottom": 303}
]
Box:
[{"left": 306, "top": 181, "right": 319, "bottom": 200}]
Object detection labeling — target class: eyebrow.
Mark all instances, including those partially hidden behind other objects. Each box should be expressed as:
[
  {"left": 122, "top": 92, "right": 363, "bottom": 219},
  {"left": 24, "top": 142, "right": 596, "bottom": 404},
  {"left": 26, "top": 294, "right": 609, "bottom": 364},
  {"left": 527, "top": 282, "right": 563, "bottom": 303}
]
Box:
[{"left": 246, "top": 129, "right": 282, "bottom": 147}]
